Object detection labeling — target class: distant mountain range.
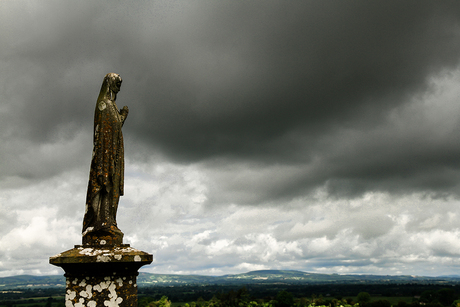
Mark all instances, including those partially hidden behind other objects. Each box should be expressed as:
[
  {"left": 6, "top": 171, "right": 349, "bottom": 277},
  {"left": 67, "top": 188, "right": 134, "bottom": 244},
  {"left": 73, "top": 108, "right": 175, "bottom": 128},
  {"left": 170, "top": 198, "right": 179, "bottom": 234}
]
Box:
[{"left": 1, "top": 270, "right": 460, "bottom": 290}]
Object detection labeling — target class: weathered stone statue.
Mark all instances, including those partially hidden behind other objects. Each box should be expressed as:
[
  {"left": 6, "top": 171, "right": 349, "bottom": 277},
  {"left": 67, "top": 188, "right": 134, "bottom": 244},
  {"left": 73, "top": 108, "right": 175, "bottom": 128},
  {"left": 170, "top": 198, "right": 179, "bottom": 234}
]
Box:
[
  {"left": 50, "top": 73, "right": 152, "bottom": 307},
  {"left": 82, "top": 72, "right": 129, "bottom": 245}
]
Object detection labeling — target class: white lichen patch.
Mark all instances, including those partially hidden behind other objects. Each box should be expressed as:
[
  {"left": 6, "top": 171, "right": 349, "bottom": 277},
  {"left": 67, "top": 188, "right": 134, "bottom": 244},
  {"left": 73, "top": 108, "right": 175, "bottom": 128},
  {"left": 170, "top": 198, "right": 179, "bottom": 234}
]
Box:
[
  {"left": 134, "top": 255, "right": 141, "bottom": 262},
  {"left": 100, "top": 240, "right": 107, "bottom": 245},
  {"left": 97, "top": 254, "right": 111, "bottom": 262},
  {"left": 104, "top": 281, "right": 123, "bottom": 307},
  {"left": 108, "top": 282, "right": 116, "bottom": 297},
  {"left": 79, "top": 248, "right": 94, "bottom": 256},
  {"left": 113, "top": 246, "right": 139, "bottom": 253},
  {"left": 98, "top": 101, "right": 106, "bottom": 111},
  {"left": 74, "top": 297, "right": 85, "bottom": 307},
  {"left": 86, "top": 285, "right": 93, "bottom": 298},
  {"left": 66, "top": 289, "right": 76, "bottom": 301},
  {"left": 81, "top": 227, "right": 94, "bottom": 237},
  {"left": 114, "top": 255, "right": 122, "bottom": 260},
  {"left": 88, "top": 301, "right": 97, "bottom": 307},
  {"left": 79, "top": 247, "right": 115, "bottom": 258},
  {"left": 78, "top": 279, "right": 86, "bottom": 287},
  {"left": 93, "top": 284, "right": 102, "bottom": 292},
  {"left": 79, "top": 284, "right": 93, "bottom": 299},
  {"left": 94, "top": 279, "right": 111, "bottom": 293}
]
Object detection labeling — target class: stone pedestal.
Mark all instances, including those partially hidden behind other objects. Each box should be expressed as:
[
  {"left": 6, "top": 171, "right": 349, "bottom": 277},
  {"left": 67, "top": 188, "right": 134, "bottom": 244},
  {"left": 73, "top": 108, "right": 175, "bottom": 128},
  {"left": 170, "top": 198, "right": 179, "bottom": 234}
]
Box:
[{"left": 50, "top": 244, "right": 152, "bottom": 307}]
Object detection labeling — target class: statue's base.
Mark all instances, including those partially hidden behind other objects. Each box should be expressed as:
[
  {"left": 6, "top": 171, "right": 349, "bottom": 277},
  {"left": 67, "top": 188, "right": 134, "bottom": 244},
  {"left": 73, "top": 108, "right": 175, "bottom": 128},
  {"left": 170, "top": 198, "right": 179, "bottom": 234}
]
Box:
[
  {"left": 50, "top": 244, "right": 152, "bottom": 307},
  {"left": 83, "top": 226, "right": 124, "bottom": 246}
]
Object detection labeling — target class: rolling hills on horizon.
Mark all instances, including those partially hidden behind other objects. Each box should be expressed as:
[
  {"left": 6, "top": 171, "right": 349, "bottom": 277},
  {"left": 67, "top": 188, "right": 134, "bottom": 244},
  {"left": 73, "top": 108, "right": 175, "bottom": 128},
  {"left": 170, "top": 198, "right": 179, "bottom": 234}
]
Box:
[{"left": 1, "top": 270, "right": 460, "bottom": 290}]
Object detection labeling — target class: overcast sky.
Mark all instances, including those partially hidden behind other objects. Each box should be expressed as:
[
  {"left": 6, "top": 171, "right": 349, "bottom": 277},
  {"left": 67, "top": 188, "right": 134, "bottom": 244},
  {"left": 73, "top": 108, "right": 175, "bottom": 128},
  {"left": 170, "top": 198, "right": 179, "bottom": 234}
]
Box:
[{"left": 2, "top": 0, "right": 460, "bottom": 278}]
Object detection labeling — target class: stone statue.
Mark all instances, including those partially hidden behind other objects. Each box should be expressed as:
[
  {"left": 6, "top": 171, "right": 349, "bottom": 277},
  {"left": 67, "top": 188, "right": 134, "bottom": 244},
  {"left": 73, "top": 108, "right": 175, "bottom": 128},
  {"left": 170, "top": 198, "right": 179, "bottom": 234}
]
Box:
[{"left": 82, "top": 73, "right": 129, "bottom": 245}]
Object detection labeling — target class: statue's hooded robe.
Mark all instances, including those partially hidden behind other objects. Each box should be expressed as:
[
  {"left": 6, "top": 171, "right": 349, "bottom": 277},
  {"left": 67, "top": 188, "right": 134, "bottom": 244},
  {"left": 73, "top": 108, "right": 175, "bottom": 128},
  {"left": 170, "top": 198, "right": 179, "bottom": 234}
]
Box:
[{"left": 83, "top": 73, "right": 127, "bottom": 236}]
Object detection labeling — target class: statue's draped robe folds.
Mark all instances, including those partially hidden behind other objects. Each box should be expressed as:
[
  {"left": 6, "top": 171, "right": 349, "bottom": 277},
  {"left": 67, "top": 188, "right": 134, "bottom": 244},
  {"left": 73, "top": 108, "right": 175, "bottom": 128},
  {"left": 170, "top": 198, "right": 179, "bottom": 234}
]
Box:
[{"left": 83, "top": 73, "right": 127, "bottom": 240}]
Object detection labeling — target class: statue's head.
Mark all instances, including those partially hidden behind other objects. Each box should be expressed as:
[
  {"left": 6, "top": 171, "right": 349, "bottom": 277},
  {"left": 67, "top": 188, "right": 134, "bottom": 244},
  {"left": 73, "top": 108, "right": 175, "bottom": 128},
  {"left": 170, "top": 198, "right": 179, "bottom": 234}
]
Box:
[
  {"left": 106, "top": 73, "right": 122, "bottom": 94},
  {"left": 97, "top": 73, "right": 123, "bottom": 102}
]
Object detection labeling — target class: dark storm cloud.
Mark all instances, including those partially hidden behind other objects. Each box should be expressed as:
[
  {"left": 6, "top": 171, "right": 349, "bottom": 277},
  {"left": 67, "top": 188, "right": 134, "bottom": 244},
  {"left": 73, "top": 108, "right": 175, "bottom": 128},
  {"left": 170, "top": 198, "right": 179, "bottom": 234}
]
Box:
[
  {"left": 128, "top": 1, "right": 460, "bottom": 159},
  {"left": 122, "top": 1, "right": 460, "bottom": 198},
  {"left": 2, "top": 0, "right": 460, "bottom": 196}
]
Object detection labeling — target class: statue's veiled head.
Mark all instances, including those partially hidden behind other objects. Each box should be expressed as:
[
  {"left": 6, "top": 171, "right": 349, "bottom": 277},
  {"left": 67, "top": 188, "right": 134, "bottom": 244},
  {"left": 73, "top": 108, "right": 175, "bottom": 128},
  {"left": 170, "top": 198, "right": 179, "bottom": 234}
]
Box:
[
  {"left": 106, "top": 73, "right": 122, "bottom": 94},
  {"left": 98, "top": 73, "right": 122, "bottom": 102}
]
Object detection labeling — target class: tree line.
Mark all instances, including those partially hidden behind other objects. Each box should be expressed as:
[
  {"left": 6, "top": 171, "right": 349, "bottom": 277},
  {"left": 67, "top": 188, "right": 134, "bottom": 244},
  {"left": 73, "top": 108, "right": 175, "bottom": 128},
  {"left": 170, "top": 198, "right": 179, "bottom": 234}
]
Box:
[
  {"left": 139, "top": 286, "right": 460, "bottom": 307},
  {"left": 2, "top": 283, "right": 460, "bottom": 307}
]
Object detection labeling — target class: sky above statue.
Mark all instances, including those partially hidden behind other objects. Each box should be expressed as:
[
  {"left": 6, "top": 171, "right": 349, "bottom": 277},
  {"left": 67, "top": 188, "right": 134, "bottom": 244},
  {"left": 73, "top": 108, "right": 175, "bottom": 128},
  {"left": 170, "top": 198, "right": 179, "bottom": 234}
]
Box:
[{"left": 2, "top": 1, "right": 460, "bottom": 277}]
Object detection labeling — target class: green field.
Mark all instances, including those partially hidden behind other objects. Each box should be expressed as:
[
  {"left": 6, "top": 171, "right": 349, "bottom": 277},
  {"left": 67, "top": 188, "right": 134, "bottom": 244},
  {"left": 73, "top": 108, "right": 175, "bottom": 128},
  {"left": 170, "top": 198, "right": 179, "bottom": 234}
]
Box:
[
  {"left": 363, "top": 296, "right": 414, "bottom": 305},
  {"left": 0, "top": 296, "right": 64, "bottom": 307}
]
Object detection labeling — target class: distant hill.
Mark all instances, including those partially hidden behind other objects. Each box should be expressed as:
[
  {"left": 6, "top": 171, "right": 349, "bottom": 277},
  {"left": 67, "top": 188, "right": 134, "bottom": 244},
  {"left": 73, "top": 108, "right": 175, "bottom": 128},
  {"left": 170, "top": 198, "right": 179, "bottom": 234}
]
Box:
[
  {"left": 137, "top": 270, "right": 460, "bottom": 286},
  {"left": 0, "top": 275, "right": 65, "bottom": 289},
  {"left": 1, "top": 270, "right": 460, "bottom": 290}
]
